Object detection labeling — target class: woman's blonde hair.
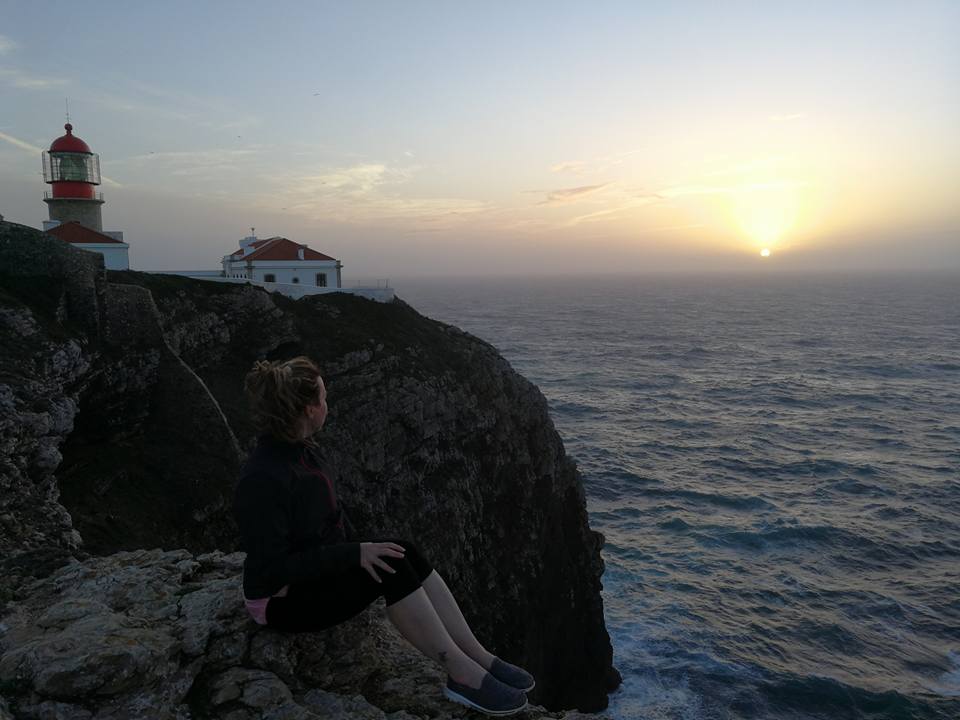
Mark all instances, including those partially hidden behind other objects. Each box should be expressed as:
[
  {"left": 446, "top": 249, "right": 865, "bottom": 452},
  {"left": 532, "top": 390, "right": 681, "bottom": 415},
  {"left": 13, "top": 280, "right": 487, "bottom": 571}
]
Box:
[{"left": 244, "top": 356, "right": 323, "bottom": 444}]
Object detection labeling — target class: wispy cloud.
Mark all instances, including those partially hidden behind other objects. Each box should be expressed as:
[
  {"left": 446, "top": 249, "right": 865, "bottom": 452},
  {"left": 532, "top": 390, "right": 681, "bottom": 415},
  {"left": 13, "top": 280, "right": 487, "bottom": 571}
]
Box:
[
  {"left": 259, "top": 161, "right": 486, "bottom": 226},
  {"left": 550, "top": 160, "right": 588, "bottom": 174},
  {"left": 0, "top": 67, "right": 66, "bottom": 89},
  {"left": 0, "top": 130, "right": 43, "bottom": 153},
  {"left": 561, "top": 194, "right": 662, "bottom": 227},
  {"left": 539, "top": 183, "right": 610, "bottom": 206},
  {"left": 118, "top": 147, "right": 266, "bottom": 185},
  {"left": 550, "top": 149, "right": 645, "bottom": 175},
  {"left": 297, "top": 163, "right": 407, "bottom": 196},
  {"left": 769, "top": 112, "right": 806, "bottom": 122},
  {"left": 81, "top": 77, "right": 263, "bottom": 133},
  {"left": 125, "top": 148, "right": 263, "bottom": 163},
  {"left": 0, "top": 35, "right": 16, "bottom": 55}
]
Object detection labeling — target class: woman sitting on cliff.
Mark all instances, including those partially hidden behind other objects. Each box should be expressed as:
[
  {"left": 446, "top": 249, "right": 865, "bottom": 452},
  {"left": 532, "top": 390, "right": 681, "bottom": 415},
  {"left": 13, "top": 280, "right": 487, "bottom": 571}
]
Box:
[{"left": 235, "top": 356, "right": 534, "bottom": 716}]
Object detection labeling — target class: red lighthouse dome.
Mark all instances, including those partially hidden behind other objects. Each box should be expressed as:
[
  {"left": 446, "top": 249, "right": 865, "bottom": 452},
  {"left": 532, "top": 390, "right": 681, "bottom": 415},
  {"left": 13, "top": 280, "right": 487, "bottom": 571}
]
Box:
[{"left": 49, "top": 123, "right": 93, "bottom": 154}]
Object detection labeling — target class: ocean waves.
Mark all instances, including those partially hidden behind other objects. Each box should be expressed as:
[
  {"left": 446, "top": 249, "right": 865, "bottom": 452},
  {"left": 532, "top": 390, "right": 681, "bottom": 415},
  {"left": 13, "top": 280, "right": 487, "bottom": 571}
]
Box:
[{"left": 402, "top": 274, "right": 960, "bottom": 720}]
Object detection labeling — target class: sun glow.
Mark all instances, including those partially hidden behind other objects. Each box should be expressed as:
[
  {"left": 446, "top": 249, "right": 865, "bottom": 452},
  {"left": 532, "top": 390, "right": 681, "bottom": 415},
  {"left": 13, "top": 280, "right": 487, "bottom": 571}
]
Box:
[
  {"left": 731, "top": 183, "right": 800, "bottom": 250},
  {"left": 760, "top": 248, "right": 771, "bottom": 257}
]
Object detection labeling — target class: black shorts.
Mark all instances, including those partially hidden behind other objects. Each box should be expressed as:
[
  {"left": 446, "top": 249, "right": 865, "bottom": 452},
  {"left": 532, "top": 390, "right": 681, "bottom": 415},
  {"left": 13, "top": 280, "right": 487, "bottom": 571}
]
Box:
[{"left": 265, "top": 538, "right": 434, "bottom": 633}]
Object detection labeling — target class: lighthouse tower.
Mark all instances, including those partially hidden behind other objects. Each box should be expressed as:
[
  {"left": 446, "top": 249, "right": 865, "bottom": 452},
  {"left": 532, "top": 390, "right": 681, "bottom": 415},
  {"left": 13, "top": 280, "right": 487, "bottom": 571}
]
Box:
[
  {"left": 42, "top": 123, "right": 105, "bottom": 231},
  {"left": 41, "top": 123, "right": 130, "bottom": 269}
]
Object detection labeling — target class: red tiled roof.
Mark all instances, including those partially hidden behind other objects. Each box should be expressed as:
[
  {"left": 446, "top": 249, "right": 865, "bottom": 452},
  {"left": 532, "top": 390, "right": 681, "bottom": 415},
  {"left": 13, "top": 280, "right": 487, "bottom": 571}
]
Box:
[
  {"left": 230, "top": 238, "right": 272, "bottom": 257},
  {"left": 46, "top": 221, "right": 124, "bottom": 244},
  {"left": 241, "top": 237, "right": 337, "bottom": 262}
]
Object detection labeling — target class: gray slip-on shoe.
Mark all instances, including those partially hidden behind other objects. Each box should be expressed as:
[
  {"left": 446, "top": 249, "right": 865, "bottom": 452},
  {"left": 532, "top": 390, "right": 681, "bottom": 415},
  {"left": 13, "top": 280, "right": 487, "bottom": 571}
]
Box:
[
  {"left": 490, "top": 657, "right": 536, "bottom": 692},
  {"left": 443, "top": 673, "right": 528, "bottom": 716}
]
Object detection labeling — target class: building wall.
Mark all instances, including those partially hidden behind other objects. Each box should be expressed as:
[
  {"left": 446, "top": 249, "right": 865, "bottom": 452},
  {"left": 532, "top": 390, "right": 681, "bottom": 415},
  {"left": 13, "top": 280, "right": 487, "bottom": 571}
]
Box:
[
  {"left": 45, "top": 199, "right": 104, "bottom": 231},
  {"left": 74, "top": 243, "right": 129, "bottom": 270},
  {"left": 173, "top": 275, "right": 394, "bottom": 302},
  {"left": 222, "top": 260, "right": 340, "bottom": 287}
]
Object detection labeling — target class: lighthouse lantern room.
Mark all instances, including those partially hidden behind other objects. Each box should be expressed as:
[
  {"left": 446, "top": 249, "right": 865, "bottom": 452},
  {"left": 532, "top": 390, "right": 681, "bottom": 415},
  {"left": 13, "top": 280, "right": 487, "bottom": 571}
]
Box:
[{"left": 42, "top": 123, "right": 105, "bottom": 231}]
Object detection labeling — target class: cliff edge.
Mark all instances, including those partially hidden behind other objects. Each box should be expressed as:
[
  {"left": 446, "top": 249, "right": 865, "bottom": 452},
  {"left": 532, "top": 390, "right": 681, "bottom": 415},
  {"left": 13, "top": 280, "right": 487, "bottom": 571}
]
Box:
[{"left": 0, "top": 221, "right": 620, "bottom": 718}]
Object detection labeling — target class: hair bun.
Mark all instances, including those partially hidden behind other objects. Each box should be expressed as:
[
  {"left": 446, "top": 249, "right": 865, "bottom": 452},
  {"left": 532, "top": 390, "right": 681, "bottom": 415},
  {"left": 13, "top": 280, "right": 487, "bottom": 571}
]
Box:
[{"left": 253, "top": 359, "right": 273, "bottom": 374}]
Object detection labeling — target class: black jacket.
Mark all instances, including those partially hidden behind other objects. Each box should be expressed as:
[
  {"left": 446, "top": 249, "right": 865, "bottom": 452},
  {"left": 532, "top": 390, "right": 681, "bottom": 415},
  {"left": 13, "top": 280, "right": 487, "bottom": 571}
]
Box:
[{"left": 234, "top": 433, "right": 360, "bottom": 598}]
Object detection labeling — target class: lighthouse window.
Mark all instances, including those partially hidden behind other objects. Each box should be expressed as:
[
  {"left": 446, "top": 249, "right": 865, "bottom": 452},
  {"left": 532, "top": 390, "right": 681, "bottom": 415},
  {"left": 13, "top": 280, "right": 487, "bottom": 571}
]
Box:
[
  {"left": 292, "top": 277, "right": 300, "bottom": 284},
  {"left": 57, "top": 154, "right": 89, "bottom": 181},
  {"left": 316, "top": 273, "right": 327, "bottom": 287},
  {"left": 264, "top": 273, "right": 276, "bottom": 283}
]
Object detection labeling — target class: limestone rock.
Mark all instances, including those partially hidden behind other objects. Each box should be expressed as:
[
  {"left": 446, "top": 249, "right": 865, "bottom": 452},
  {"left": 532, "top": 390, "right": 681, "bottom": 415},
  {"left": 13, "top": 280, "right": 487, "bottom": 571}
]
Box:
[{"left": 0, "top": 550, "right": 610, "bottom": 719}]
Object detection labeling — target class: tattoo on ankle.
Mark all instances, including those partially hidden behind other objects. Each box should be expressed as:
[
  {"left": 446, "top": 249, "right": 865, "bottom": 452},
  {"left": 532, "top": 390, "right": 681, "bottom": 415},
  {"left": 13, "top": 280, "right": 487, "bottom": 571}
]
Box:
[{"left": 438, "top": 651, "right": 448, "bottom": 664}]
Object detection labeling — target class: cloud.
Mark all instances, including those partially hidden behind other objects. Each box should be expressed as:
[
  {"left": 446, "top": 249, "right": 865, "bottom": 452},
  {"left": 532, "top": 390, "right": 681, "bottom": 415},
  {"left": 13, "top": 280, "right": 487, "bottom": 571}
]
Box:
[
  {"left": 0, "top": 130, "right": 43, "bottom": 154},
  {"left": 0, "top": 35, "right": 16, "bottom": 54},
  {"left": 539, "top": 183, "right": 610, "bottom": 206},
  {"left": 124, "top": 148, "right": 263, "bottom": 164},
  {"left": 0, "top": 67, "right": 66, "bottom": 89},
  {"left": 299, "top": 164, "right": 400, "bottom": 195},
  {"left": 550, "top": 149, "right": 645, "bottom": 175},
  {"left": 259, "top": 161, "right": 486, "bottom": 226},
  {"left": 561, "top": 194, "right": 663, "bottom": 227},
  {"left": 550, "top": 160, "right": 587, "bottom": 174},
  {"left": 769, "top": 113, "right": 806, "bottom": 122},
  {"left": 116, "top": 147, "right": 267, "bottom": 186}
]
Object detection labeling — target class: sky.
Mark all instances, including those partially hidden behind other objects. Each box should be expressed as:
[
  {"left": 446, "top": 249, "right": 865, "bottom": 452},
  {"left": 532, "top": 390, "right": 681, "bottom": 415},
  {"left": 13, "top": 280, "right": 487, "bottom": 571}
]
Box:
[{"left": 1, "top": 1, "right": 958, "bottom": 278}]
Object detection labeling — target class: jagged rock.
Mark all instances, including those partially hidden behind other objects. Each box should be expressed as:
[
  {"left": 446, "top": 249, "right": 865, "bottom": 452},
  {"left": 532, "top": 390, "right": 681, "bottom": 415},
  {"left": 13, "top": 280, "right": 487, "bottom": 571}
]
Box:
[
  {"left": 12, "top": 699, "right": 93, "bottom": 720},
  {"left": 0, "top": 549, "right": 609, "bottom": 720},
  {"left": 0, "top": 221, "right": 618, "bottom": 715},
  {"left": 0, "top": 223, "right": 242, "bottom": 572}
]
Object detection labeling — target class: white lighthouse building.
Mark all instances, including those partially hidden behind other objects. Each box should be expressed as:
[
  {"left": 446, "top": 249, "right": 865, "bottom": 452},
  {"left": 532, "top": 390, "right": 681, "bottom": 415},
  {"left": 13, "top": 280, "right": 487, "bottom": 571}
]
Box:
[
  {"left": 222, "top": 230, "right": 342, "bottom": 288},
  {"left": 41, "top": 123, "right": 130, "bottom": 270}
]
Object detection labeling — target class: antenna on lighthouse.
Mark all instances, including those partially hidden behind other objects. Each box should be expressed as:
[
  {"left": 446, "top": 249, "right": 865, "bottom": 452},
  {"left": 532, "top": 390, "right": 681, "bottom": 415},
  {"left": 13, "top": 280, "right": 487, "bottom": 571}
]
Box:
[{"left": 65, "top": 98, "right": 70, "bottom": 124}]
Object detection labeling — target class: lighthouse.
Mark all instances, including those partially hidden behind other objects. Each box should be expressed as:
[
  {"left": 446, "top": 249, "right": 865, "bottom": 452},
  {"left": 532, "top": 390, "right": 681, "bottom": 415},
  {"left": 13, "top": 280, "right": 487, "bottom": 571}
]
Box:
[
  {"left": 41, "top": 123, "right": 130, "bottom": 269},
  {"left": 42, "top": 123, "right": 105, "bottom": 231}
]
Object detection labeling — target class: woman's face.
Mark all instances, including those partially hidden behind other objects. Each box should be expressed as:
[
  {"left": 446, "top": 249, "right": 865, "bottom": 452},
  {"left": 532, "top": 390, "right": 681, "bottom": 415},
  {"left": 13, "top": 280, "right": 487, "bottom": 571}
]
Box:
[{"left": 304, "top": 376, "right": 328, "bottom": 434}]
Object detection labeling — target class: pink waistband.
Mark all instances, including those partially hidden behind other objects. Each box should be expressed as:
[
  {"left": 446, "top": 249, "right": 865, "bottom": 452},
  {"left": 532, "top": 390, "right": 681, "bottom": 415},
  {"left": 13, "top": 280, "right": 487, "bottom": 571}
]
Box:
[{"left": 244, "top": 584, "right": 289, "bottom": 625}]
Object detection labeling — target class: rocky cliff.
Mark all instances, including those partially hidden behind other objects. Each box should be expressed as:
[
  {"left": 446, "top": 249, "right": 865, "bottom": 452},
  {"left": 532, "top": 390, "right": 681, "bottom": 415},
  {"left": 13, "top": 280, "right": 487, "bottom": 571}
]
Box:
[{"left": 0, "top": 221, "right": 620, "bottom": 719}]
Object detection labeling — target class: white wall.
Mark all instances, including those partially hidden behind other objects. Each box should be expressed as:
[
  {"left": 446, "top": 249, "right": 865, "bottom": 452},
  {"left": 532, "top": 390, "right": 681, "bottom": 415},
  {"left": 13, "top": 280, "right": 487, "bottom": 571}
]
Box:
[
  {"left": 74, "top": 243, "right": 130, "bottom": 270},
  {"left": 190, "top": 276, "right": 394, "bottom": 303},
  {"left": 222, "top": 260, "right": 340, "bottom": 286}
]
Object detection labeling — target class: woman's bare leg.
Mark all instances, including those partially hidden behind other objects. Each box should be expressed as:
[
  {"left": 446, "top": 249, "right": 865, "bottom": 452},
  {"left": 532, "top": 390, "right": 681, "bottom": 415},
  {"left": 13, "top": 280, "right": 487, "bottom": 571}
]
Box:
[
  {"left": 385, "top": 587, "right": 487, "bottom": 688},
  {"left": 421, "top": 570, "right": 496, "bottom": 670}
]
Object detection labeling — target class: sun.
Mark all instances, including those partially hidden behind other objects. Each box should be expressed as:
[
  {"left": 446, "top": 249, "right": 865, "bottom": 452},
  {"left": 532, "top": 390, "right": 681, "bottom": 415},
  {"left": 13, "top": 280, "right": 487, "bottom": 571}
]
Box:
[{"left": 760, "top": 248, "right": 771, "bottom": 257}]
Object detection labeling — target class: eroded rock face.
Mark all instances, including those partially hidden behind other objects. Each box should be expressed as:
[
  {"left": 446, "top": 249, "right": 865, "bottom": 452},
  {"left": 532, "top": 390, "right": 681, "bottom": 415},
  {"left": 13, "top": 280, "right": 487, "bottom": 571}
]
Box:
[
  {"left": 0, "top": 221, "right": 619, "bottom": 714},
  {"left": 0, "top": 549, "right": 609, "bottom": 720},
  {"left": 0, "top": 223, "right": 243, "bottom": 571}
]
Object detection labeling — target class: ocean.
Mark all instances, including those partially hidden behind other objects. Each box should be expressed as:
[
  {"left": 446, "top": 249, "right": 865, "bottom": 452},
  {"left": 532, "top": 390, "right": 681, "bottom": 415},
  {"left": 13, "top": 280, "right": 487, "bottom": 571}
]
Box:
[{"left": 397, "top": 273, "right": 960, "bottom": 720}]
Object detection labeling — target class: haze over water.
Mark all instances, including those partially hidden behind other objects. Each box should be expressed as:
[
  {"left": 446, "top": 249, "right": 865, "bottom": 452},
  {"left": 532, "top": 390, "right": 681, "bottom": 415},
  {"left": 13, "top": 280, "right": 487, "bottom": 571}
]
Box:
[{"left": 401, "top": 272, "right": 960, "bottom": 720}]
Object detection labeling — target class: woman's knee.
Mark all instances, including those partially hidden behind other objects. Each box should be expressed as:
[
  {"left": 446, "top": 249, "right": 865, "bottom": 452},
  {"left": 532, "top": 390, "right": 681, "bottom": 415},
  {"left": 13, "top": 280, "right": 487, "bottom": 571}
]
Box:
[
  {"left": 377, "top": 554, "right": 423, "bottom": 605},
  {"left": 381, "top": 538, "right": 434, "bottom": 582}
]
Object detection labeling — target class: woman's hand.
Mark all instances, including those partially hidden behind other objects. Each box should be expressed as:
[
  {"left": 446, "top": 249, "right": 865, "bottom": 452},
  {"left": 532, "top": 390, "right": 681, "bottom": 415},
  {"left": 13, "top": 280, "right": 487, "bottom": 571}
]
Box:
[{"left": 360, "top": 542, "right": 406, "bottom": 583}]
